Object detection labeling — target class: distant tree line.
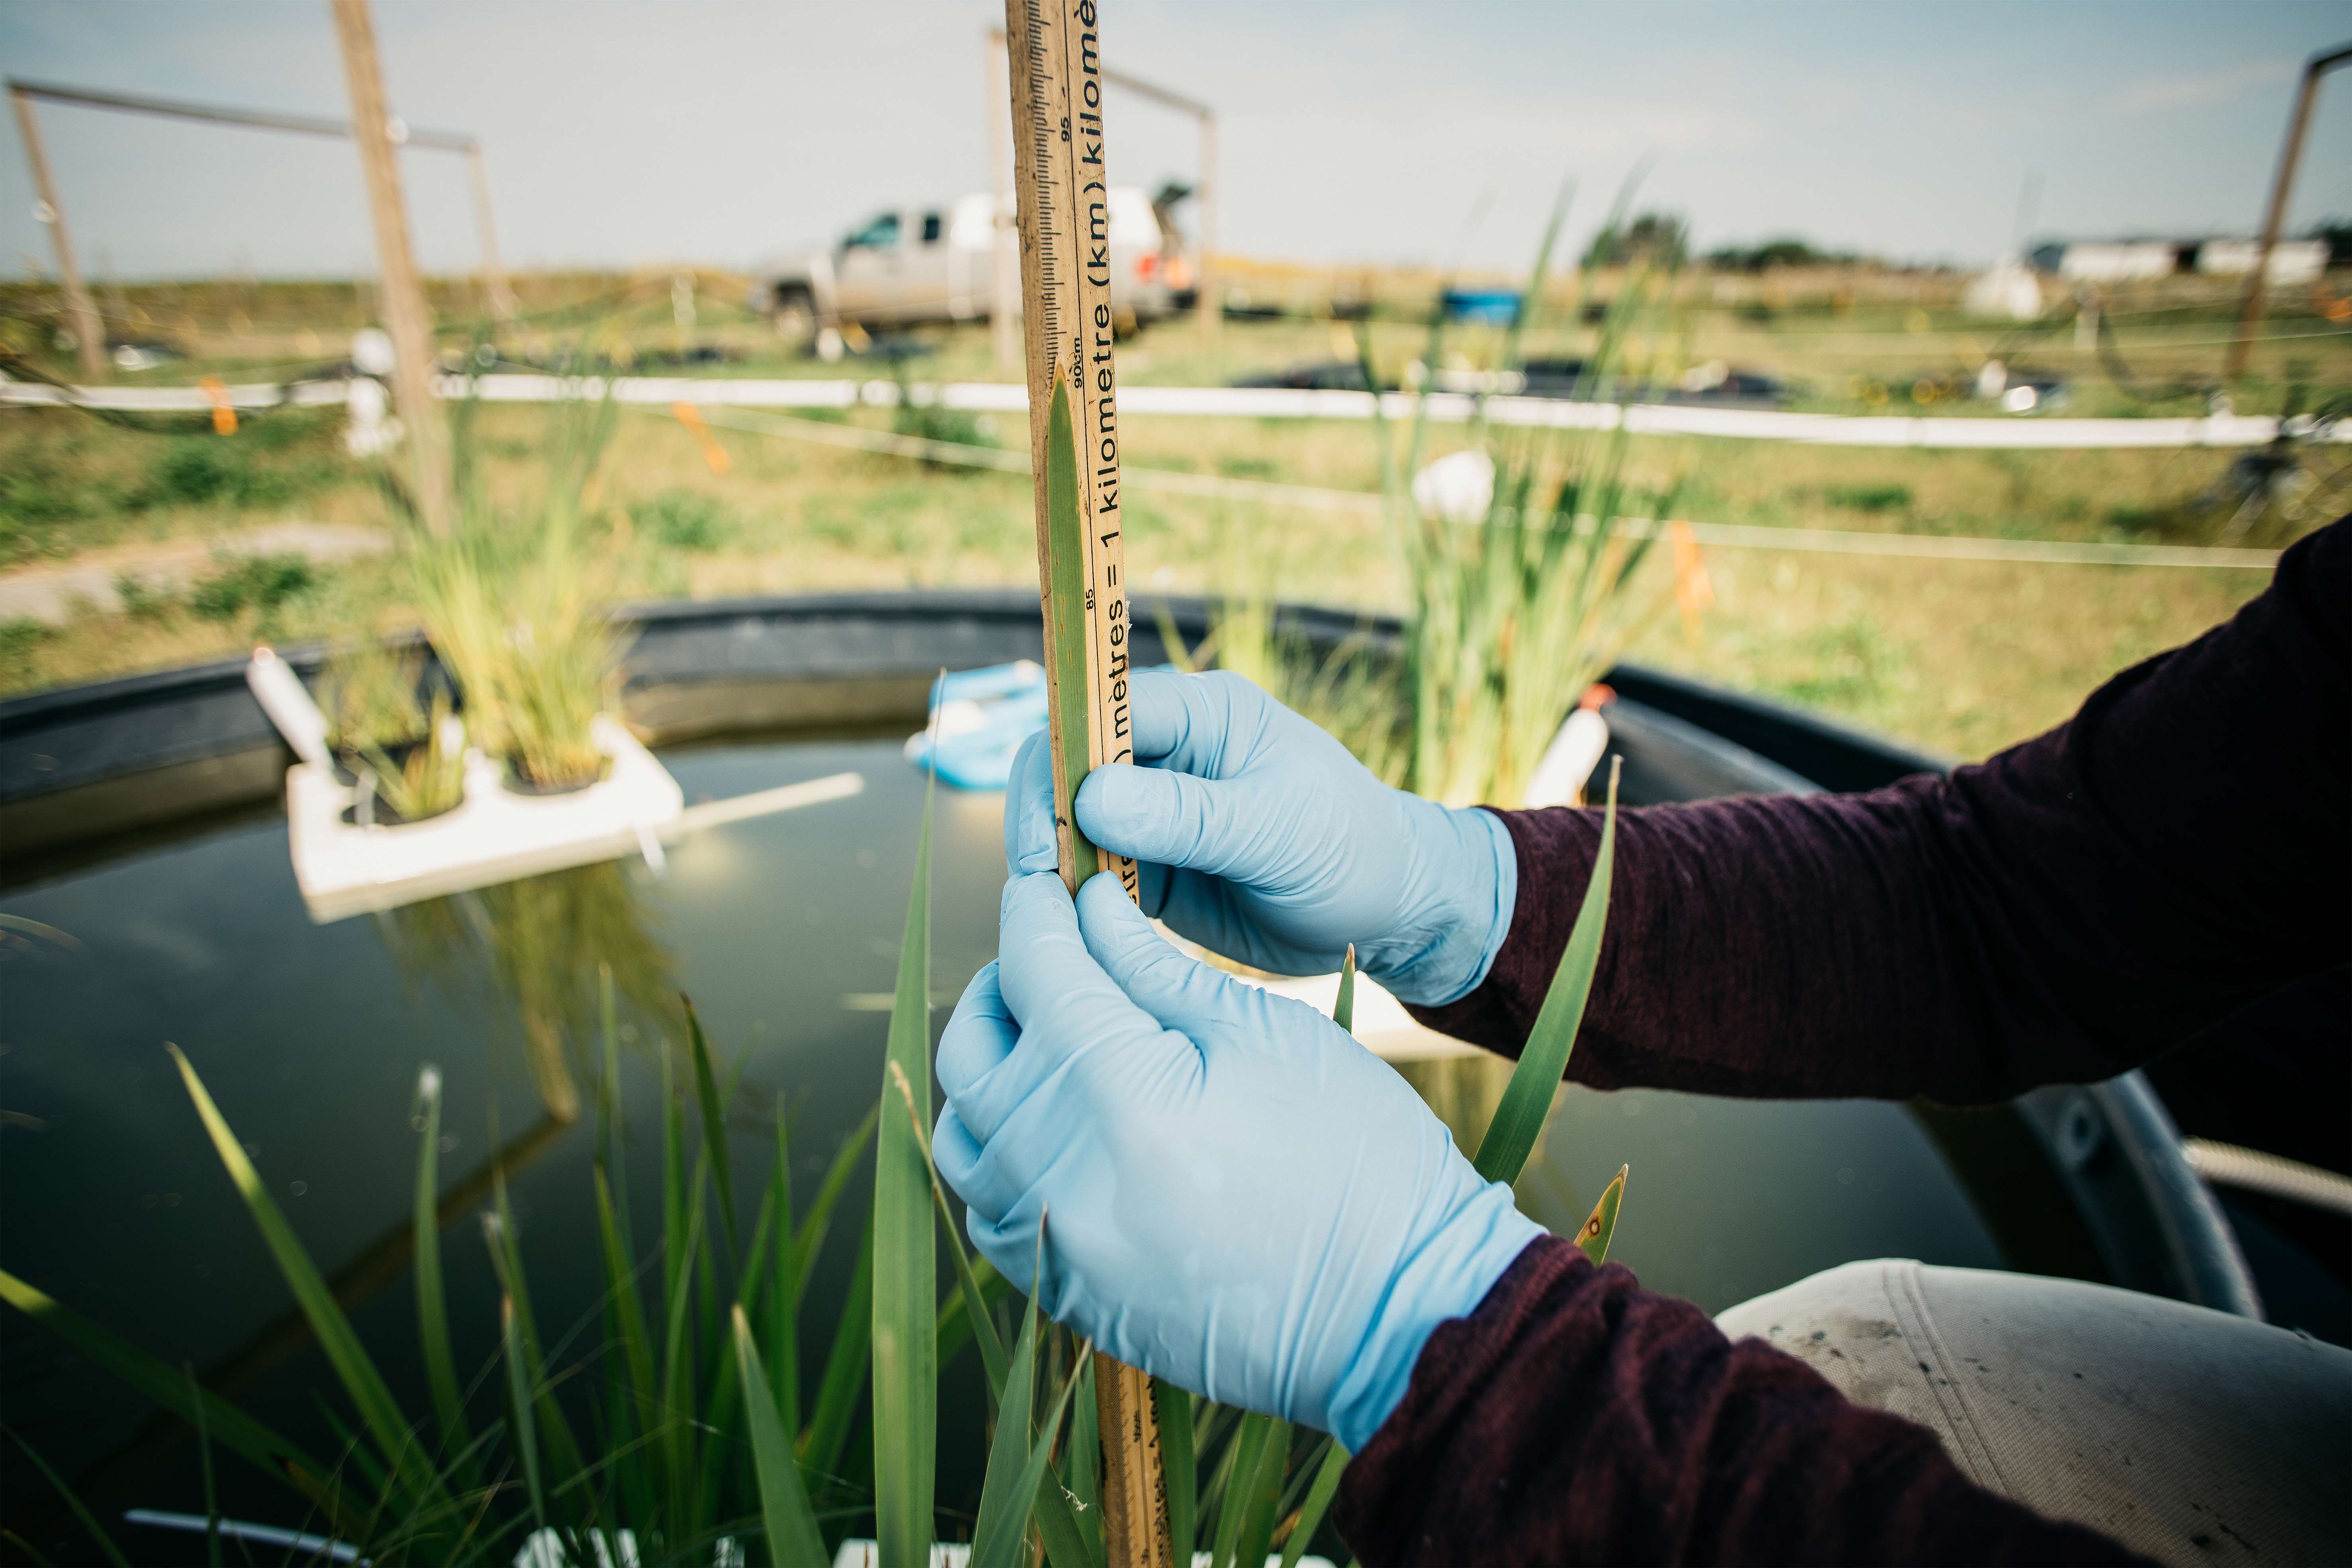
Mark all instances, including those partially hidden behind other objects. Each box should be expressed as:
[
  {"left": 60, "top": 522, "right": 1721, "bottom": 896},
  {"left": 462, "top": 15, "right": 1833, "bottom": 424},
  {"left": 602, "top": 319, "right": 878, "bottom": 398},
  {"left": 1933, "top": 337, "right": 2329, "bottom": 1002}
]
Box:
[
  {"left": 1702, "top": 236, "right": 1865, "bottom": 272},
  {"left": 1581, "top": 210, "right": 1867, "bottom": 272},
  {"left": 1579, "top": 212, "right": 2352, "bottom": 275}
]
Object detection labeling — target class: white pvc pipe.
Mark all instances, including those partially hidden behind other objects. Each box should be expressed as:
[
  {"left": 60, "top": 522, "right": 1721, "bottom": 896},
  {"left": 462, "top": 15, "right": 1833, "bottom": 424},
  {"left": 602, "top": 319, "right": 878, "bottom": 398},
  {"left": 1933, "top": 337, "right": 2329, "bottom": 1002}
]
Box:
[{"left": 244, "top": 645, "right": 333, "bottom": 772}]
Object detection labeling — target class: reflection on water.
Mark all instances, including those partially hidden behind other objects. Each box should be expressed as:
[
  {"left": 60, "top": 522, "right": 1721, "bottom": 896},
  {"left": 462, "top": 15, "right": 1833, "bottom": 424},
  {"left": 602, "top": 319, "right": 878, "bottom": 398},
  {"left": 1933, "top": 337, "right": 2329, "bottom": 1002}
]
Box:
[{"left": 377, "top": 861, "right": 677, "bottom": 1123}]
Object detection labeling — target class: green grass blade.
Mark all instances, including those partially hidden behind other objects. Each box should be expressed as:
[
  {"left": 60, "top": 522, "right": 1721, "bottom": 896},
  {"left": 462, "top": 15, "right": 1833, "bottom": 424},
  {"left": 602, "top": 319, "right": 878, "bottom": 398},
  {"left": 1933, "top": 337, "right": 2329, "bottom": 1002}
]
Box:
[
  {"left": 1209, "top": 1413, "right": 1274, "bottom": 1568},
  {"left": 487, "top": 1163, "right": 588, "bottom": 1501},
  {"left": 1042, "top": 374, "right": 1101, "bottom": 886},
  {"left": 597, "top": 964, "right": 630, "bottom": 1246},
  {"left": 1154, "top": 1379, "right": 1196, "bottom": 1556},
  {"left": 693, "top": 1294, "right": 746, "bottom": 1528},
  {"left": 795, "top": 1102, "right": 878, "bottom": 1310},
  {"left": 0, "top": 1269, "right": 333, "bottom": 1503},
  {"left": 891, "top": 1058, "right": 1009, "bottom": 1398},
  {"left": 1033, "top": 1483, "right": 1099, "bottom": 1568},
  {"left": 1472, "top": 761, "right": 1619, "bottom": 1185},
  {"left": 739, "top": 1165, "right": 779, "bottom": 1323},
  {"left": 1066, "top": 1353, "right": 1100, "bottom": 1560},
  {"left": 935, "top": 1250, "right": 1009, "bottom": 1391},
  {"left": 1277, "top": 1439, "right": 1349, "bottom": 1568},
  {"left": 184, "top": 1362, "right": 221, "bottom": 1568},
  {"left": 800, "top": 1209, "right": 874, "bottom": 1481},
  {"left": 974, "top": 1321, "right": 1090, "bottom": 1568},
  {"left": 685, "top": 998, "right": 742, "bottom": 1264},
  {"left": 766, "top": 1094, "right": 803, "bottom": 1438},
  {"left": 874, "top": 771, "right": 939, "bottom": 1568},
  {"left": 502, "top": 1296, "right": 548, "bottom": 1537},
  {"left": 663, "top": 1041, "right": 690, "bottom": 1318},
  {"left": 659, "top": 1177, "right": 709, "bottom": 1526},
  {"left": 1576, "top": 1164, "right": 1629, "bottom": 1264},
  {"left": 5, "top": 1425, "right": 132, "bottom": 1568},
  {"left": 1018, "top": 1354, "right": 1094, "bottom": 1568},
  {"left": 1193, "top": 1401, "right": 1243, "bottom": 1528},
  {"left": 1334, "top": 945, "right": 1357, "bottom": 1036},
  {"left": 1231, "top": 1417, "right": 1292, "bottom": 1568},
  {"left": 164, "top": 1045, "right": 439, "bottom": 1514},
  {"left": 693, "top": 1160, "right": 725, "bottom": 1410},
  {"left": 410, "top": 1065, "right": 474, "bottom": 1485},
  {"left": 969, "top": 1268, "right": 1042, "bottom": 1568},
  {"left": 732, "top": 1305, "right": 829, "bottom": 1567},
  {"left": 591, "top": 1167, "right": 660, "bottom": 1454}
]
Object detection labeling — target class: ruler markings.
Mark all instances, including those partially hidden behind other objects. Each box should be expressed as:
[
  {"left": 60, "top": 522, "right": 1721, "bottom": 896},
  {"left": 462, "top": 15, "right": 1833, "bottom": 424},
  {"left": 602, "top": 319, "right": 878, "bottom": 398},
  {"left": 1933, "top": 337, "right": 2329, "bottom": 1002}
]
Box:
[{"left": 1006, "top": 2, "right": 1169, "bottom": 1560}]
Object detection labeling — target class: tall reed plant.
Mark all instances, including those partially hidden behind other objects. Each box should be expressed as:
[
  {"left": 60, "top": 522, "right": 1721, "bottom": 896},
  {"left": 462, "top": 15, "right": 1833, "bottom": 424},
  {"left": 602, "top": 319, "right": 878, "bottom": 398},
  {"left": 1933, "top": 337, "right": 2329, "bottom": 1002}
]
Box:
[
  {"left": 406, "top": 391, "right": 628, "bottom": 790},
  {"left": 1373, "top": 184, "right": 1682, "bottom": 809},
  {"left": 1209, "top": 183, "right": 1685, "bottom": 811}
]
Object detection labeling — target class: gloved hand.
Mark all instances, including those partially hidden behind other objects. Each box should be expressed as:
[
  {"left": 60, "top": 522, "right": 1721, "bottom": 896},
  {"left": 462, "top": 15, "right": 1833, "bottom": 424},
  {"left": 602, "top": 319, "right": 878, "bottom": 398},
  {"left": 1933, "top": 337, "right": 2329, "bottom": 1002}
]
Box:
[
  {"left": 1004, "top": 669, "right": 1517, "bottom": 1007},
  {"left": 933, "top": 870, "right": 1544, "bottom": 1450}
]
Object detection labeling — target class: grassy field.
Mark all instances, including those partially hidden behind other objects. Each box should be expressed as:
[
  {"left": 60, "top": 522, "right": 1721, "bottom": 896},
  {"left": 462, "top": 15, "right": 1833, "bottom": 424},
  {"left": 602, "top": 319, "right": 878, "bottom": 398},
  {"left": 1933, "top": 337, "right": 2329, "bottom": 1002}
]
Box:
[{"left": 1, "top": 275, "right": 2340, "bottom": 759}]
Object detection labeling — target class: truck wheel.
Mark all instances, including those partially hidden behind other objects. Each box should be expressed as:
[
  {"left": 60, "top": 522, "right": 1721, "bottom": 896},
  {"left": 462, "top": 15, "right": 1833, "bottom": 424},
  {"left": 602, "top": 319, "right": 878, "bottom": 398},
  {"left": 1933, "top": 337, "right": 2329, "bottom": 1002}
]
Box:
[{"left": 772, "top": 285, "right": 817, "bottom": 348}]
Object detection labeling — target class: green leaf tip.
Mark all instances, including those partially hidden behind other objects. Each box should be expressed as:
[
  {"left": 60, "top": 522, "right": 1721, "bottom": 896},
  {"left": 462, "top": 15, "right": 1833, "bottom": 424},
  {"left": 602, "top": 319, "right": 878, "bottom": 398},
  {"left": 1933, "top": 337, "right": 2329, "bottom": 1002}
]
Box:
[
  {"left": 1335, "top": 945, "right": 1358, "bottom": 1037},
  {"left": 1472, "top": 757, "right": 1619, "bottom": 1186},
  {"left": 1576, "top": 1164, "right": 1628, "bottom": 1264}
]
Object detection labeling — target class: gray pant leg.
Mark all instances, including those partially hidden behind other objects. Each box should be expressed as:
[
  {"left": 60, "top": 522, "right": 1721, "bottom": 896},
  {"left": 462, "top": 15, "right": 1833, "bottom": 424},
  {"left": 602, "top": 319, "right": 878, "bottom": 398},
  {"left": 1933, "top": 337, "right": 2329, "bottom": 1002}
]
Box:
[{"left": 1716, "top": 1260, "right": 2352, "bottom": 1567}]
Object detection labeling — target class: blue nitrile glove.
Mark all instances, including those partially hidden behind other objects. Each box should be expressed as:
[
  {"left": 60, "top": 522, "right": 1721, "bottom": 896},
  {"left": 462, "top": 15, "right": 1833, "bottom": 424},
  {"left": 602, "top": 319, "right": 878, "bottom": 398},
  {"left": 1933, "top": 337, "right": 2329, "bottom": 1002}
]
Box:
[
  {"left": 1003, "top": 669, "right": 1517, "bottom": 1007},
  {"left": 932, "top": 871, "right": 1545, "bottom": 1450}
]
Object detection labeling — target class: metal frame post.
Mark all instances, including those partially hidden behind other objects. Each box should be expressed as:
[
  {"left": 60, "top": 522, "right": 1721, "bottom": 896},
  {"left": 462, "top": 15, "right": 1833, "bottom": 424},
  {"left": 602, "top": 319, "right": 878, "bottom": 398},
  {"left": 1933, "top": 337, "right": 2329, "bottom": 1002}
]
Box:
[
  {"left": 1197, "top": 106, "right": 1217, "bottom": 341},
  {"left": 464, "top": 142, "right": 517, "bottom": 326},
  {"left": 2226, "top": 42, "right": 2352, "bottom": 382},
  {"left": 6, "top": 76, "right": 508, "bottom": 346},
  {"left": 9, "top": 84, "right": 108, "bottom": 381}
]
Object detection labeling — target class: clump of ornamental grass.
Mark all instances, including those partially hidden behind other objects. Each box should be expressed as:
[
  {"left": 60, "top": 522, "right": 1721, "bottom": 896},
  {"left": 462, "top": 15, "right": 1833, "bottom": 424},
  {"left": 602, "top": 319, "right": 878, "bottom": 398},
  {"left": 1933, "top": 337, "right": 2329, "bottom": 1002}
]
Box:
[
  {"left": 1371, "top": 183, "right": 1683, "bottom": 810},
  {"left": 0, "top": 767, "right": 1628, "bottom": 1567},
  {"left": 322, "top": 636, "right": 430, "bottom": 757},
  {"left": 320, "top": 638, "right": 469, "bottom": 824},
  {"left": 407, "top": 392, "right": 627, "bottom": 791},
  {"left": 1210, "top": 181, "right": 1685, "bottom": 812},
  {"left": 352, "top": 691, "right": 469, "bottom": 826}
]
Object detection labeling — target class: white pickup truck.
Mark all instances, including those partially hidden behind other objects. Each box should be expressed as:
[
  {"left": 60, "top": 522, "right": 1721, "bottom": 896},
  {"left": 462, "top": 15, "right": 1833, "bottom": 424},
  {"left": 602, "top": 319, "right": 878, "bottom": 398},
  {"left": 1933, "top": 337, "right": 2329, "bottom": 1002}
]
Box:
[{"left": 748, "top": 188, "right": 1189, "bottom": 349}]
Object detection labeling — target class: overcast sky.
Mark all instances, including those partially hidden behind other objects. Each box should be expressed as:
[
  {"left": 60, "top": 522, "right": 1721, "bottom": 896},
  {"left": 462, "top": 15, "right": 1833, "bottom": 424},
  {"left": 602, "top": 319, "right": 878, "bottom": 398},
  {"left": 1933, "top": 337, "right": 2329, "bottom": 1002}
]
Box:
[{"left": 3, "top": 0, "right": 2348, "bottom": 282}]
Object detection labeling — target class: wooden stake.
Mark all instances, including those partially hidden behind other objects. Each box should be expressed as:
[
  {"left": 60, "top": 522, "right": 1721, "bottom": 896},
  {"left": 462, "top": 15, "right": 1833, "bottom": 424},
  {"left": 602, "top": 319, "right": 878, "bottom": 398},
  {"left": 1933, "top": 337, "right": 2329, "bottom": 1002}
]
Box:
[
  {"left": 1003, "top": 1, "right": 1171, "bottom": 1562},
  {"left": 328, "top": 0, "right": 456, "bottom": 537},
  {"left": 9, "top": 86, "right": 107, "bottom": 383}
]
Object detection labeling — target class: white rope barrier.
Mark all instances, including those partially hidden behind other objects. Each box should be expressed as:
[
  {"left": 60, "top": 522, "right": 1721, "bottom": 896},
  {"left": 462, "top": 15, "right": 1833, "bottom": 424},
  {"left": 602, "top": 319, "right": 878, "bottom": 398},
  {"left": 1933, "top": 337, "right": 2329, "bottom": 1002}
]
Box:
[{"left": 6, "top": 370, "right": 2346, "bottom": 451}]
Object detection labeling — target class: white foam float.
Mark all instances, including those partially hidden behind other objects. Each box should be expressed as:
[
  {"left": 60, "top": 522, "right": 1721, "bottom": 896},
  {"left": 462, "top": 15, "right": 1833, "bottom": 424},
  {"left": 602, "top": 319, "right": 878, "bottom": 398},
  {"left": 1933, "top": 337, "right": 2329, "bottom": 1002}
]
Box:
[{"left": 247, "top": 648, "right": 860, "bottom": 924}]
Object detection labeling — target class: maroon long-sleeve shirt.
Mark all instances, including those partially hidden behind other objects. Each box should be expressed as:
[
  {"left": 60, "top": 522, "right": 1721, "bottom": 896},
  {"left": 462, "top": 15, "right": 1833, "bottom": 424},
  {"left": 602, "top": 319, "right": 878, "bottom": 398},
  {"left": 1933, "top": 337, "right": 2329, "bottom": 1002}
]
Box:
[{"left": 1339, "top": 520, "right": 2350, "bottom": 1564}]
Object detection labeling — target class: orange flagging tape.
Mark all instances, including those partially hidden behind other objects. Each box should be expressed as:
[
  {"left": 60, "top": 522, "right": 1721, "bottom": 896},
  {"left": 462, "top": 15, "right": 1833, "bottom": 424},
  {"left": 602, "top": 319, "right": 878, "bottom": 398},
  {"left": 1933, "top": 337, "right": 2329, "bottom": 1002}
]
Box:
[
  {"left": 671, "top": 400, "right": 731, "bottom": 474},
  {"left": 199, "top": 375, "right": 238, "bottom": 436}
]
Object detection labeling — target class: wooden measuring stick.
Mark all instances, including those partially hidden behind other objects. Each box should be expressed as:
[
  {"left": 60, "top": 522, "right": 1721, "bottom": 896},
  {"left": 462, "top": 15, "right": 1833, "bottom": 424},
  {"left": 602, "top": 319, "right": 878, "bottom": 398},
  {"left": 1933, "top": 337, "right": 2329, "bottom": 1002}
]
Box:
[{"left": 1003, "top": 2, "right": 1172, "bottom": 1564}]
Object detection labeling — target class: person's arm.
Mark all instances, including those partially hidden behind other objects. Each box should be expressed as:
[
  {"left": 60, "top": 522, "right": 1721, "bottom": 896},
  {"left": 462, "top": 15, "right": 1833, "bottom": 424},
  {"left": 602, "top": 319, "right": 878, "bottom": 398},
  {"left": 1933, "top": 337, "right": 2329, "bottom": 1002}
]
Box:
[
  {"left": 933, "top": 875, "right": 2150, "bottom": 1566},
  {"left": 1335, "top": 1237, "right": 2149, "bottom": 1566},
  {"left": 1412, "top": 521, "right": 2350, "bottom": 1103}
]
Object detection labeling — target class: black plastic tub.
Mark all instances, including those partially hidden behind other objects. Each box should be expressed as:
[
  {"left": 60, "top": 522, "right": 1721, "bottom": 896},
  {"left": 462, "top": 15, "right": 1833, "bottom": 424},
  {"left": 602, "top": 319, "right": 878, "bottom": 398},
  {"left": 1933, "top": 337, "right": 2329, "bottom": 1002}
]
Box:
[
  {"left": 0, "top": 590, "right": 2260, "bottom": 1322},
  {"left": 0, "top": 591, "right": 2273, "bottom": 1562}
]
